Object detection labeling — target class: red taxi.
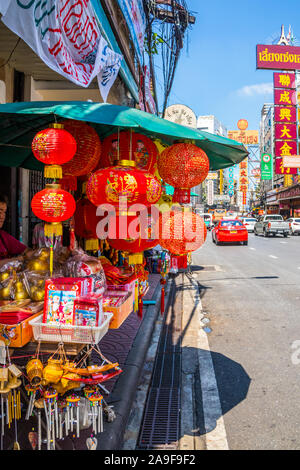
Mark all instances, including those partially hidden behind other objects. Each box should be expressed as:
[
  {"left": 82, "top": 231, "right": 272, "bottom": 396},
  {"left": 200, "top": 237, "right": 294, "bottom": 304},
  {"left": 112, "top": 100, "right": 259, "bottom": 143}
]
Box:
[{"left": 212, "top": 219, "right": 248, "bottom": 245}]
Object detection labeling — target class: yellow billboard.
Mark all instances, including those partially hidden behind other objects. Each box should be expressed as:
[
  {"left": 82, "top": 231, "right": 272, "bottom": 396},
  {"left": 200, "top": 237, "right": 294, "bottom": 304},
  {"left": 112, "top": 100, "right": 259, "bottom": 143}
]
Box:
[{"left": 227, "top": 130, "right": 259, "bottom": 145}]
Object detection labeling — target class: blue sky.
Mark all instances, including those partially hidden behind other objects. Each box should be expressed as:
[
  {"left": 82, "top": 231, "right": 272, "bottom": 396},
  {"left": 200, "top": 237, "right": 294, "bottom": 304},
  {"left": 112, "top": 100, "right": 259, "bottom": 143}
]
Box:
[{"left": 155, "top": 0, "right": 300, "bottom": 132}]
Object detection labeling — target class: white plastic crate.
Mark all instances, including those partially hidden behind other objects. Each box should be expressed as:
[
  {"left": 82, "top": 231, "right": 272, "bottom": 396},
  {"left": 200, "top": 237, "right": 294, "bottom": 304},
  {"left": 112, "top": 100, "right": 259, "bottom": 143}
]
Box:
[{"left": 29, "top": 312, "right": 113, "bottom": 344}]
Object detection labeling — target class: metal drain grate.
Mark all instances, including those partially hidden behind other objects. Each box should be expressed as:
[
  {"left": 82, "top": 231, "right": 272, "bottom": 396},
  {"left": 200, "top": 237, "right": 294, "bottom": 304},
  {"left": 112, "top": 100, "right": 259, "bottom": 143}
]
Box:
[
  {"left": 137, "top": 388, "right": 180, "bottom": 450},
  {"left": 136, "top": 279, "right": 182, "bottom": 450}
]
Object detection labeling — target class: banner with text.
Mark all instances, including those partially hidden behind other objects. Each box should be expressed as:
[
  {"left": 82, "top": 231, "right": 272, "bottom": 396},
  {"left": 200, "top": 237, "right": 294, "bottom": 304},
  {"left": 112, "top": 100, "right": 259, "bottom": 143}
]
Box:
[{"left": 0, "top": 0, "right": 123, "bottom": 101}]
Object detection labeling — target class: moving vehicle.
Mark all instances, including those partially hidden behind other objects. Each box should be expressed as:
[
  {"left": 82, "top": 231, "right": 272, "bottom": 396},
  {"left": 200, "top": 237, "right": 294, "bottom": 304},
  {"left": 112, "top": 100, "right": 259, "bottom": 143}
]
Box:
[
  {"left": 287, "top": 217, "right": 300, "bottom": 235},
  {"left": 212, "top": 208, "right": 227, "bottom": 224},
  {"left": 212, "top": 219, "right": 248, "bottom": 245},
  {"left": 201, "top": 213, "right": 213, "bottom": 231},
  {"left": 240, "top": 217, "right": 257, "bottom": 232},
  {"left": 254, "top": 215, "right": 290, "bottom": 238}
]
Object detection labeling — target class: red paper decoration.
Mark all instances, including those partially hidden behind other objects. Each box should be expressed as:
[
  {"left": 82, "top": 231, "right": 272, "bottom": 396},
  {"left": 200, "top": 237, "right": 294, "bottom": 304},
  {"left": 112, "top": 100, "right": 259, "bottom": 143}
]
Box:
[
  {"left": 107, "top": 210, "right": 159, "bottom": 264},
  {"left": 159, "top": 209, "right": 207, "bottom": 255},
  {"left": 31, "top": 184, "right": 76, "bottom": 224},
  {"left": 86, "top": 161, "right": 162, "bottom": 208},
  {"left": 61, "top": 120, "right": 102, "bottom": 177},
  {"left": 74, "top": 197, "right": 104, "bottom": 251},
  {"left": 32, "top": 124, "right": 77, "bottom": 179},
  {"left": 98, "top": 131, "right": 158, "bottom": 173},
  {"left": 157, "top": 143, "right": 210, "bottom": 203},
  {"left": 74, "top": 198, "right": 101, "bottom": 239}
]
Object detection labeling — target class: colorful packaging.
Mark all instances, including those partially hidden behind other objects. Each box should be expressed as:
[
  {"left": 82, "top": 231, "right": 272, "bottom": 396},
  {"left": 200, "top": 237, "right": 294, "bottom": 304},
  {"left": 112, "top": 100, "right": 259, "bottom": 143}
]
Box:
[
  {"left": 43, "top": 278, "right": 94, "bottom": 325},
  {"left": 73, "top": 295, "right": 103, "bottom": 327}
]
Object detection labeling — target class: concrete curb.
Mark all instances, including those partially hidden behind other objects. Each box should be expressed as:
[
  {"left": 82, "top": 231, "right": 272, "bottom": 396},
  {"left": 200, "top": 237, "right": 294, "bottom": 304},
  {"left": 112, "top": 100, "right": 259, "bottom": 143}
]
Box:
[{"left": 96, "top": 277, "right": 172, "bottom": 450}]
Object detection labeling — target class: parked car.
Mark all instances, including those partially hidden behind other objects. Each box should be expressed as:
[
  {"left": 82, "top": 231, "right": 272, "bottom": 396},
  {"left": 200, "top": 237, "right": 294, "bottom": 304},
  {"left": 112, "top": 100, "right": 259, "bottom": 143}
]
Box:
[
  {"left": 254, "top": 215, "right": 290, "bottom": 237},
  {"left": 287, "top": 217, "right": 300, "bottom": 235},
  {"left": 240, "top": 217, "right": 257, "bottom": 232},
  {"left": 212, "top": 219, "right": 248, "bottom": 245}
]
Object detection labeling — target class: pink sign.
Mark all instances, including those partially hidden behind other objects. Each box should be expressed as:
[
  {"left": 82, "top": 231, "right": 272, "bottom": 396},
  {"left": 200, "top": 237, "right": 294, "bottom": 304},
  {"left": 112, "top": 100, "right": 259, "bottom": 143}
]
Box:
[
  {"left": 257, "top": 44, "right": 300, "bottom": 70},
  {"left": 275, "top": 123, "right": 297, "bottom": 140},
  {"left": 275, "top": 158, "right": 297, "bottom": 175},
  {"left": 275, "top": 140, "right": 298, "bottom": 157},
  {"left": 274, "top": 106, "right": 297, "bottom": 123},
  {"left": 274, "top": 72, "right": 296, "bottom": 89},
  {"left": 274, "top": 89, "right": 297, "bottom": 106}
]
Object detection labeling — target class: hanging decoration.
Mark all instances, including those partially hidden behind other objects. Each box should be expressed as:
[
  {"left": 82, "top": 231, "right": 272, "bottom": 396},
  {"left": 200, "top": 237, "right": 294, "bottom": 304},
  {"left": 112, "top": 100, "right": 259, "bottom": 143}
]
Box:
[
  {"left": 86, "top": 160, "right": 162, "bottom": 208},
  {"left": 31, "top": 123, "right": 77, "bottom": 179},
  {"left": 159, "top": 208, "right": 207, "bottom": 255},
  {"left": 74, "top": 197, "right": 103, "bottom": 252},
  {"left": 157, "top": 143, "right": 209, "bottom": 204},
  {"left": 107, "top": 210, "right": 159, "bottom": 265},
  {"left": 98, "top": 131, "right": 158, "bottom": 173},
  {"left": 60, "top": 120, "right": 102, "bottom": 190},
  {"left": 31, "top": 184, "right": 76, "bottom": 237}
]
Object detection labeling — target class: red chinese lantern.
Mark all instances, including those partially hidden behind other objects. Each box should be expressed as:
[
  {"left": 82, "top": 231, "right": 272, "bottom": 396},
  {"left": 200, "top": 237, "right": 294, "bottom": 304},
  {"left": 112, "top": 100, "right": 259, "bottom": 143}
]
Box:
[
  {"left": 86, "top": 160, "right": 162, "bottom": 208},
  {"left": 157, "top": 143, "right": 210, "bottom": 204},
  {"left": 60, "top": 120, "right": 102, "bottom": 189},
  {"left": 159, "top": 209, "right": 207, "bottom": 255},
  {"left": 98, "top": 131, "right": 158, "bottom": 173},
  {"left": 31, "top": 184, "right": 76, "bottom": 237},
  {"left": 74, "top": 197, "right": 104, "bottom": 251},
  {"left": 32, "top": 123, "right": 77, "bottom": 179},
  {"left": 107, "top": 210, "right": 159, "bottom": 265}
]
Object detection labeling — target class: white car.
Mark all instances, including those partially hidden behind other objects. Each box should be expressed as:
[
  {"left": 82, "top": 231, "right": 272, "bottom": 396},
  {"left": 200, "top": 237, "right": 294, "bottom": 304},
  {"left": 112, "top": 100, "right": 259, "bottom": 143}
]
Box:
[
  {"left": 287, "top": 218, "right": 300, "bottom": 235},
  {"left": 240, "top": 217, "right": 257, "bottom": 232}
]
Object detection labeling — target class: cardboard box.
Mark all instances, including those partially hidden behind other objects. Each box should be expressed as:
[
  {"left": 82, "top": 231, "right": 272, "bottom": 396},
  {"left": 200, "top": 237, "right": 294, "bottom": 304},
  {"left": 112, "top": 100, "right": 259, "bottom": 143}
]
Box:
[
  {"left": 104, "top": 292, "right": 133, "bottom": 329},
  {"left": 0, "top": 311, "right": 42, "bottom": 348}
]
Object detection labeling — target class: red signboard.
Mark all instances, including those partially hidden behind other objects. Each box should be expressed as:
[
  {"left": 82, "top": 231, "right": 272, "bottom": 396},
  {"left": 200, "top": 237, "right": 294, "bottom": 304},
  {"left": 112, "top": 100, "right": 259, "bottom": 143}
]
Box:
[
  {"left": 275, "top": 158, "right": 297, "bottom": 175},
  {"left": 257, "top": 44, "right": 300, "bottom": 70},
  {"left": 273, "top": 72, "right": 296, "bottom": 89},
  {"left": 275, "top": 123, "right": 297, "bottom": 140},
  {"left": 275, "top": 140, "right": 298, "bottom": 157},
  {"left": 274, "top": 88, "right": 297, "bottom": 106},
  {"left": 274, "top": 106, "right": 297, "bottom": 123}
]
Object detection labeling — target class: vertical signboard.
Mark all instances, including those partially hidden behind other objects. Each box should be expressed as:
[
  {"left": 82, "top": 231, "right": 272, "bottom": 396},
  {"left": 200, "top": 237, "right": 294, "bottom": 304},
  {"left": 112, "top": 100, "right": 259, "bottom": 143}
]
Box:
[
  {"left": 239, "top": 159, "right": 248, "bottom": 207},
  {"left": 261, "top": 153, "right": 273, "bottom": 180},
  {"left": 273, "top": 71, "right": 298, "bottom": 175},
  {"left": 207, "top": 180, "right": 214, "bottom": 206}
]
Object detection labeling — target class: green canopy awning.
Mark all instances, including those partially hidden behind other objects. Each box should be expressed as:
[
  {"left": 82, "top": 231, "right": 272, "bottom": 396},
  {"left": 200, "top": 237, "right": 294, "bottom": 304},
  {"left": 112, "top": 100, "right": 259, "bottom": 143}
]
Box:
[{"left": 0, "top": 101, "right": 248, "bottom": 171}]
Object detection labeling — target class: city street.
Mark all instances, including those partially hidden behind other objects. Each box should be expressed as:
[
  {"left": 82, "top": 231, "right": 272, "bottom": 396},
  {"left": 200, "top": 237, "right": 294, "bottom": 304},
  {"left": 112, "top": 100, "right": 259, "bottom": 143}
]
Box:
[{"left": 192, "top": 233, "right": 300, "bottom": 450}]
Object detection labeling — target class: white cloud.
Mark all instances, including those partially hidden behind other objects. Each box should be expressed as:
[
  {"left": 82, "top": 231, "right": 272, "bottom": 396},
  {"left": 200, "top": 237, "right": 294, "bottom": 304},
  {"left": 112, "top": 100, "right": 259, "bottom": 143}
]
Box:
[{"left": 237, "top": 82, "right": 273, "bottom": 96}]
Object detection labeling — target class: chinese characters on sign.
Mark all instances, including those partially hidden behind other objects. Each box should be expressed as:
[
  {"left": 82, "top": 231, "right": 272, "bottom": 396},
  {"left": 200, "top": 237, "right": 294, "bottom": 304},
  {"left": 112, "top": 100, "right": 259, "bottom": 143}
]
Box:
[
  {"left": 273, "top": 71, "right": 298, "bottom": 175},
  {"left": 239, "top": 159, "right": 248, "bottom": 206},
  {"left": 275, "top": 158, "right": 297, "bottom": 175},
  {"left": 274, "top": 106, "right": 297, "bottom": 123},
  {"left": 273, "top": 72, "right": 296, "bottom": 89}
]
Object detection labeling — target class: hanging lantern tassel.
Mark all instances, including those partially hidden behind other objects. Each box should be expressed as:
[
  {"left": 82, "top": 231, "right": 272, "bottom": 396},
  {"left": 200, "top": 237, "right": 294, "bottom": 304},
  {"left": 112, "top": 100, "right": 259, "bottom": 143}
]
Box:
[
  {"left": 84, "top": 239, "right": 99, "bottom": 252},
  {"left": 160, "top": 275, "right": 167, "bottom": 316},
  {"left": 44, "top": 164, "right": 63, "bottom": 180},
  {"left": 49, "top": 238, "right": 54, "bottom": 278},
  {"left": 60, "top": 175, "right": 77, "bottom": 191},
  {"left": 44, "top": 223, "right": 63, "bottom": 238}
]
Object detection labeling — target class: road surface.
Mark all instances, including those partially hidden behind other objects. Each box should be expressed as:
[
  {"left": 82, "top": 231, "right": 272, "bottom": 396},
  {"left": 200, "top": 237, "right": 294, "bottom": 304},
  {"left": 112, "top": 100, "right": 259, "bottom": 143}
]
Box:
[{"left": 192, "top": 232, "right": 300, "bottom": 450}]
